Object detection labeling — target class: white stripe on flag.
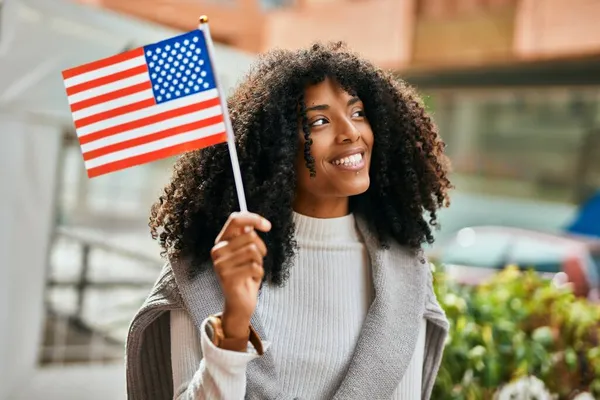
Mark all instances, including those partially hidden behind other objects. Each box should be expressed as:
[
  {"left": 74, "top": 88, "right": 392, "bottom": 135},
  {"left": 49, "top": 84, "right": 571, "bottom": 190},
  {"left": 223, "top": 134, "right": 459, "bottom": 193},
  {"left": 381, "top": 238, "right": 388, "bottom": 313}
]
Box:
[
  {"left": 67, "top": 74, "right": 149, "bottom": 105},
  {"left": 76, "top": 89, "right": 219, "bottom": 137},
  {"left": 72, "top": 89, "right": 154, "bottom": 121},
  {"left": 80, "top": 105, "right": 223, "bottom": 152},
  {"left": 64, "top": 56, "right": 147, "bottom": 88},
  {"left": 84, "top": 122, "right": 226, "bottom": 169}
]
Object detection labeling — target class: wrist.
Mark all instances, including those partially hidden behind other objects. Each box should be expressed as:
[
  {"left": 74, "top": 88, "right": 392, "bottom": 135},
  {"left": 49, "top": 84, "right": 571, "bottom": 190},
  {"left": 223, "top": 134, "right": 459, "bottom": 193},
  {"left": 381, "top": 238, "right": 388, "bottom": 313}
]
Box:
[
  {"left": 206, "top": 315, "right": 248, "bottom": 353},
  {"left": 206, "top": 314, "right": 265, "bottom": 355},
  {"left": 221, "top": 308, "right": 251, "bottom": 339}
]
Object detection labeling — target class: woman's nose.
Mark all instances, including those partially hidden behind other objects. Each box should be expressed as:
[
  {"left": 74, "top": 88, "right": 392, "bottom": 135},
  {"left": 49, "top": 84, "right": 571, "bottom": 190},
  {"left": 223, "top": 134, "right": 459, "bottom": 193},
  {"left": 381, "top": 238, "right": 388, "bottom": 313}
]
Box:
[{"left": 337, "top": 119, "right": 361, "bottom": 143}]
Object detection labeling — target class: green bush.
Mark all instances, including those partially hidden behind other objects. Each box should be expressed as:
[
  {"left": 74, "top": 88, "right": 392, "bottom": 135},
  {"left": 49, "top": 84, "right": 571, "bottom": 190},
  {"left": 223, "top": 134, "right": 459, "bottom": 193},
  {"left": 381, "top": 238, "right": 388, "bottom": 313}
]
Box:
[{"left": 432, "top": 264, "right": 600, "bottom": 399}]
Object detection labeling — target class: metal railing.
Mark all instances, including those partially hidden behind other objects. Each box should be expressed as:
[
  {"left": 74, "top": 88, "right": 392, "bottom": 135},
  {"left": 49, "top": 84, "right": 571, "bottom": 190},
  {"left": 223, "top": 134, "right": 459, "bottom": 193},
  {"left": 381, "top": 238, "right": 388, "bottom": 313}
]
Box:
[
  {"left": 51, "top": 226, "right": 162, "bottom": 320},
  {"left": 41, "top": 226, "right": 163, "bottom": 365}
]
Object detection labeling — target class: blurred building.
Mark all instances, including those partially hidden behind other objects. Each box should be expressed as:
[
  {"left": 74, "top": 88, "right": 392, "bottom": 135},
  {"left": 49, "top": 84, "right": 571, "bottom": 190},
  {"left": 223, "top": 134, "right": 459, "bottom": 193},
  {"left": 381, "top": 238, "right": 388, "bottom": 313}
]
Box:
[
  {"left": 1, "top": 0, "right": 599, "bottom": 399},
  {"left": 405, "top": 0, "right": 600, "bottom": 235},
  {"left": 84, "top": 0, "right": 600, "bottom": 233},
  {"left": 0, "top": 0, "right": 253, "bottom": 398}
]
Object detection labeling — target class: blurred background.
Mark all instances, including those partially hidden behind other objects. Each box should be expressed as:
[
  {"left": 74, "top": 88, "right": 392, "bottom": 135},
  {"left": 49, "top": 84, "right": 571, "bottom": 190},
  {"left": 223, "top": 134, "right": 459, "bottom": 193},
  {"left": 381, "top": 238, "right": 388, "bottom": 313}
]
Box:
[{"left": 0, "top": 0, "right": 599, "bottom": 398}]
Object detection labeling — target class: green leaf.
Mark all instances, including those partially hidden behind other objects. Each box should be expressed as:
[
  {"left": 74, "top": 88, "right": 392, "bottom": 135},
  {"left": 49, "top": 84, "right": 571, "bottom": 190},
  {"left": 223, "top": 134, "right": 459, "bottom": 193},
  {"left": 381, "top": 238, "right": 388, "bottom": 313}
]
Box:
[
  {"left": 565, "top": 348, "right": 578, "bottom": 371},
  {"left": 532, "top": 326, "right": 554, "bottom": 347}
]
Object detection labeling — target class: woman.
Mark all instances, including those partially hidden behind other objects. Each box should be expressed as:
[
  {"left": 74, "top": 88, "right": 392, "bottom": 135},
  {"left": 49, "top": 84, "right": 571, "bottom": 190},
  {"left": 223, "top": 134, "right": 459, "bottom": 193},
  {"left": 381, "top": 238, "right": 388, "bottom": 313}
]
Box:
[{"left": 126, "top": 42, "right": 451, "bottom": 400}]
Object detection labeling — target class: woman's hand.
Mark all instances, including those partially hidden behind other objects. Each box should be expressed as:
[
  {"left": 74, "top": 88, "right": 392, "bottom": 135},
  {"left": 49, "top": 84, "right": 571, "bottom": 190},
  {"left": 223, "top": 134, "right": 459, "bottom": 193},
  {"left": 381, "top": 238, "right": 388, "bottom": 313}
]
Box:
[{"left": 210, "top": 212, "right": 271, "bottom": 342}]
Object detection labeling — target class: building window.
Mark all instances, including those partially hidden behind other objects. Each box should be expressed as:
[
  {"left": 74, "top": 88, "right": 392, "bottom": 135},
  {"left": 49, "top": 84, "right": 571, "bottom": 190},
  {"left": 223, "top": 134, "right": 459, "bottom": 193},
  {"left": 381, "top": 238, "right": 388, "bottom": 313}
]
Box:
[{"left": 429, "top": 87, "right": 600, "bottom": 205}]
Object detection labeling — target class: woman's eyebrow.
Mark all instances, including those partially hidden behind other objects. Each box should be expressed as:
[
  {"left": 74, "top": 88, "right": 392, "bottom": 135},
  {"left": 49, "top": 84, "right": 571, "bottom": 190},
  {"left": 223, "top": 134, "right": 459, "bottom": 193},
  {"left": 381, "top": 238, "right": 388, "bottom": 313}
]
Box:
[
  {"left": 305, "top": 103, "right": 329, "bottom": 112},
  {"left": 305, "top": 97, "right": 361, "bottom": 112},
  {"left": 347, "top": 97, "right": 361, "bottom": 106}
]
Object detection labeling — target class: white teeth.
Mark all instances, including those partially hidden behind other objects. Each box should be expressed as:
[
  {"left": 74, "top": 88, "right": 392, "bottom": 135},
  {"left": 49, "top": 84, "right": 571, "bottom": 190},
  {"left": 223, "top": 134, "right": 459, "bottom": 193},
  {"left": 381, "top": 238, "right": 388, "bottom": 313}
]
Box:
[{"left": 333, "top": 153, "right": 363, "bottom": 166}]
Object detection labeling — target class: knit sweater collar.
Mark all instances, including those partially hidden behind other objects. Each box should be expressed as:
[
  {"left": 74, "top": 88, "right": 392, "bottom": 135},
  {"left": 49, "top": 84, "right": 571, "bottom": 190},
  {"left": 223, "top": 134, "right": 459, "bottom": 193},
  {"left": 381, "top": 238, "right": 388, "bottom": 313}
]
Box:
[{"left": 292, "top": 211, "right": 361, "bottom": 243}]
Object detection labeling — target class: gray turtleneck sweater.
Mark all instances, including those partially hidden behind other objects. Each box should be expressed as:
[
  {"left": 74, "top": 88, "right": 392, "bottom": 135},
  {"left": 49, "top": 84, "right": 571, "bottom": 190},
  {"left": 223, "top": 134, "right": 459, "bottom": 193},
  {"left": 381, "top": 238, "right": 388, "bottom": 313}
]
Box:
[{"left": 170, "top": 212, "right": 426, "bottom": 399}]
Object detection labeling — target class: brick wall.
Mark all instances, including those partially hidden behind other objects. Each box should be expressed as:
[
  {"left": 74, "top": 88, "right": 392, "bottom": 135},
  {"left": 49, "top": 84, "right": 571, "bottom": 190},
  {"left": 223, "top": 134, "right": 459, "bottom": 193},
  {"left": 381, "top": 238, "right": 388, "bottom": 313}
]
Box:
[
  {"left": 514, "top": 0, "right": 600, "bottom": 59},
  {"left": 262, "top": 0, "right": 416, "bottom": 69}
]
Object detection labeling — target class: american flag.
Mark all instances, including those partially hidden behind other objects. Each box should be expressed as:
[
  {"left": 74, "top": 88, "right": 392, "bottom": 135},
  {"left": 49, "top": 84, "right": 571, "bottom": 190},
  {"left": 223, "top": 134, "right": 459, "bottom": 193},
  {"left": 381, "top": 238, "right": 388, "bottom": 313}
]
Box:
[{"left": 62, "top": 30, "right": 227, "bottom": 178}]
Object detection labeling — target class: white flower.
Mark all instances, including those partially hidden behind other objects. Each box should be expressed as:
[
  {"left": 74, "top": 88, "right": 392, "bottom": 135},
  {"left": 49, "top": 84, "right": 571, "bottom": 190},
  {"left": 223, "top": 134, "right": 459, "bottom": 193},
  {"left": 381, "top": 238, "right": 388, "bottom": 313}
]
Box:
[
  {"left": 572, "top": 393, "right": 595, "bottom": 400},
  {"left": 493, "top": 376, "right": 557, "bottom": 400}
]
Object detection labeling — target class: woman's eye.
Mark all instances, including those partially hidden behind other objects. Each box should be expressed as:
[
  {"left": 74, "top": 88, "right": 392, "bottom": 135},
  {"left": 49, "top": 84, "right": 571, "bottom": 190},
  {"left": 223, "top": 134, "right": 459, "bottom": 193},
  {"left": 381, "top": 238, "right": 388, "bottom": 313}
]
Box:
[
  {"left": 310, "top": 118, "right": 328, "bottom": 127},
  {"left": 352, "top": 110, "right": 365, "bottom": 118}
]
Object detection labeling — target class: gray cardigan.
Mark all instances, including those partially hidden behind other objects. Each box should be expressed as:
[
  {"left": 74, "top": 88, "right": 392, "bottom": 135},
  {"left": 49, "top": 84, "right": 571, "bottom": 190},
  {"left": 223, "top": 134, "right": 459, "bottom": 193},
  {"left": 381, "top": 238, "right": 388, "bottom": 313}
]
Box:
[{"left": 125, "top": 217, "right": 448, "bottom": 399}]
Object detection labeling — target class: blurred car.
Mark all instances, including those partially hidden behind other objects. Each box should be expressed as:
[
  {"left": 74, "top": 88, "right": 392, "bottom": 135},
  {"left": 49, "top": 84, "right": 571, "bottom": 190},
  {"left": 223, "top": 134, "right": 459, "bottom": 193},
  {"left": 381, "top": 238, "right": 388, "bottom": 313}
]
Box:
[
  {"left": 428, "top": 225, "right": 600, "bottom": 298},
  {"left": 566, "top": 191, "right": 600, "bottom": 238}
]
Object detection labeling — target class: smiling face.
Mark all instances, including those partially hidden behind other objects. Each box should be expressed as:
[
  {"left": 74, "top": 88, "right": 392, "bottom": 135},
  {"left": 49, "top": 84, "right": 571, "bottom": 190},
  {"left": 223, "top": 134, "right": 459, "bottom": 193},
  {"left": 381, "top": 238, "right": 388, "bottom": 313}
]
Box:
[{"left": 293, "top": 78, "right": 374, "bottom": 217}]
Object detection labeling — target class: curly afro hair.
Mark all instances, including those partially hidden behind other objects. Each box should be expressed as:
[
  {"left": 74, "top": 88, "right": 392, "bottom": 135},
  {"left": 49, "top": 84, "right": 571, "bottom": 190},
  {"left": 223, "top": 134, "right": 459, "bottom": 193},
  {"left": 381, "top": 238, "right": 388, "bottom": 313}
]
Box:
[{"left": 149, "top": 42, "right": 452, "bottom": 286}]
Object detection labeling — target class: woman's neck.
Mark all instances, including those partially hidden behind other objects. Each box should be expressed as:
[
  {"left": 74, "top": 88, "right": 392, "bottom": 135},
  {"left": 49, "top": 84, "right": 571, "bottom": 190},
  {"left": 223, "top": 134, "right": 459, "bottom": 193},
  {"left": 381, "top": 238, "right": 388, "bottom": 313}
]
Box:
[{"left": 292, "top": 196, "right": 350, "bottom": 218}]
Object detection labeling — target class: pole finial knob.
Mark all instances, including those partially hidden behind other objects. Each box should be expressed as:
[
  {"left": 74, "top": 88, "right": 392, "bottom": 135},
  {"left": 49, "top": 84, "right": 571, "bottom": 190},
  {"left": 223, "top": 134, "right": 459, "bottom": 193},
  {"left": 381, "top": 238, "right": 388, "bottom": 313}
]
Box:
[{"left": 199, "top": 15, "right": 209, "bottom": 24}]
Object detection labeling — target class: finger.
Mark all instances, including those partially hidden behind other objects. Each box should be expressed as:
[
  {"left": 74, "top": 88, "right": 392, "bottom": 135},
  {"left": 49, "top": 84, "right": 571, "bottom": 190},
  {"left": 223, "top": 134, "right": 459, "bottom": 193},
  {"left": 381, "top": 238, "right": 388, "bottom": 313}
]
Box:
[
  {"left": 225, "top": 231, "right": 267, "bottom": 257},
  {"left": 213, "top": 243, "right": 264, "bottom": 272},
  {"left": 220, "top": 261, "right": 264, "bottom": 283},
  {"left": 210, "top": 240, "right": 229, "bottom": 263},
  {"left": 210, "top": 232, "right": 267, "bottom": 265},
  {"left": 226, "top": 212, "right": 271, "bottom": 235},
  {"left": 216, "top": 212, "right": 271, "bottom": 243},
  {"left": 231, "top": 243, "right": 264, "bottom": 266},
  {"left": 249, "top": 262, "right": 265, "bottom": 282}
]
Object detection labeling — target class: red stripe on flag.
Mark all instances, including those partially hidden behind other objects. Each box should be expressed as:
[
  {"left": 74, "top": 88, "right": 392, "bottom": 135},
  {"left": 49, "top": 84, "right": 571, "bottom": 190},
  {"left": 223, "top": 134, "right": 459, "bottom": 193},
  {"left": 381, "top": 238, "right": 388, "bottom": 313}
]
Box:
[
  {"left": 82, "top": 115, "right": 225, "bottom": 161},
  {"left": 62, "top": 48, "right": 145, "bottom": 80},
  {"left": 78, "top": 97, "right": 221, "bottom": 145},
  {"left": 74, "top": 98, "right": 156, "bottom": 129},
  {"left": 86, "top": 132, "right": 227, "bottom": 178},
  {"left": 66, "top": 64, "right": 148, "bottom": 96},
  {"left": 70, "top": 81, "right": 153, "bottom": 112}
]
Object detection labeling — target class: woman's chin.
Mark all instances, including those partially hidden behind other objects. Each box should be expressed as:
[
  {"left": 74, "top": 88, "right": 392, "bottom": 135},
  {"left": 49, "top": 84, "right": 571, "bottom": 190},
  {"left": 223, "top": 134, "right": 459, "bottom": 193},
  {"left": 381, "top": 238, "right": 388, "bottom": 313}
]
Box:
[{"left": 341, "top": 178, "right": 370, "bottom": 197}]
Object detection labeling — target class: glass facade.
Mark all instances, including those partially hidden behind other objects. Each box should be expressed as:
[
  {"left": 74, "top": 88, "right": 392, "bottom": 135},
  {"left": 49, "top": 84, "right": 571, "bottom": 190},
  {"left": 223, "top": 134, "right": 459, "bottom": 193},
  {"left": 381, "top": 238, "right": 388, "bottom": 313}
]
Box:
[{"left": 428, "top": 87, "right": 600, "bottom": 205}]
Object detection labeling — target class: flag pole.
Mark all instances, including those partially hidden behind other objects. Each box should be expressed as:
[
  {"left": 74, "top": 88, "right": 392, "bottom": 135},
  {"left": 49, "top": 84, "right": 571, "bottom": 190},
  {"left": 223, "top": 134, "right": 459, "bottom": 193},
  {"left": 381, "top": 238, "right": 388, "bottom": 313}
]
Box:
[{"left": 198, "top": 15, "right": 248, "bottom": 212}]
